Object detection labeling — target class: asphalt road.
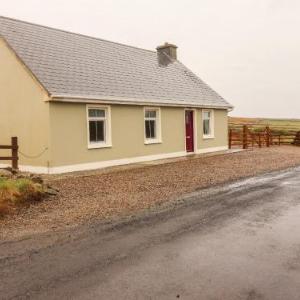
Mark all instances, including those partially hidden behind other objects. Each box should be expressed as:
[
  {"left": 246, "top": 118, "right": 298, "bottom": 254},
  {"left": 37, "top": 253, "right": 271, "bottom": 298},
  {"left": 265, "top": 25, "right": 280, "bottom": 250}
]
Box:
[{"left": 1, "top": 167, "right": 300, "bottom": 300}]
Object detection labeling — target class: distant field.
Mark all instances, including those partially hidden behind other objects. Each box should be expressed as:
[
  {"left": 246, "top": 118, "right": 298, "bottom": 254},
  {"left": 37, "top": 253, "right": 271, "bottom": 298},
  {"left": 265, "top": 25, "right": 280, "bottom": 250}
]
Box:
[
  {"left": 229, "top": 117, "right": 300, "bottom": 145},
  {"left": 229, "top": 117, "right": 300, "bottom": 132}
]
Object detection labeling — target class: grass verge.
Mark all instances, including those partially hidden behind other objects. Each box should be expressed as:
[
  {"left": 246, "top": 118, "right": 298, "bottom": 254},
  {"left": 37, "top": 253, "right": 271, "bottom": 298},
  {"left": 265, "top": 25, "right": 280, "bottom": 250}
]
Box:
[{"left": 0, "top": 177, "right": 45, "bottom": 217}]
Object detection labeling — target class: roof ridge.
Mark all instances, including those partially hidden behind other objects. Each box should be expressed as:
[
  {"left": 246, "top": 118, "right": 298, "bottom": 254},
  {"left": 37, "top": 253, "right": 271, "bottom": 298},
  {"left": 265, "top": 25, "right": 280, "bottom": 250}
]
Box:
[{"left": 0, "top": 15, "right": 156, "bottom": 54}]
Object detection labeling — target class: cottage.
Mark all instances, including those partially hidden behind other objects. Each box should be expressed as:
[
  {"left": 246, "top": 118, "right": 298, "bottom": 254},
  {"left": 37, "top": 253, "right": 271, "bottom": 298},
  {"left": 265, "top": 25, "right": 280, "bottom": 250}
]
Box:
[{"left": 0, "top": 16, "right": 233, "bottom": 174}]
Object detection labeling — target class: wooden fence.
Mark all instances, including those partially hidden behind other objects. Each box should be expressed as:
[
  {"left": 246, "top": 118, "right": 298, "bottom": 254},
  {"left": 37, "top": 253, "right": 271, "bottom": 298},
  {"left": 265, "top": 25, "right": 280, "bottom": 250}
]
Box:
[
  {"left": 0, "top": 137, "right": 19, "bottom": 170},
  {"left": 229, "top": 124, "right": 300, "bottom": 149},
  {"left": 294, "top": 132, "right": 300, "bottom": 146}
]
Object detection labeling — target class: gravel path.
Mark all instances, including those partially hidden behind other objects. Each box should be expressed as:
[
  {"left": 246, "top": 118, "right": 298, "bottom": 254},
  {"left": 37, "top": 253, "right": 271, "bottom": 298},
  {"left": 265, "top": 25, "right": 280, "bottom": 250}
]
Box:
[{"left": 1, "top": 146, "right": 300, "bottom": 240}]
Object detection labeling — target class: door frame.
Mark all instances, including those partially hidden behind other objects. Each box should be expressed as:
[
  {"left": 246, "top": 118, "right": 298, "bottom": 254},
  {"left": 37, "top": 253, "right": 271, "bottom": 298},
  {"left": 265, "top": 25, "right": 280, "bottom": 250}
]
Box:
[{"left": 184, "top": 108, "right": 197, "bottom": 153}]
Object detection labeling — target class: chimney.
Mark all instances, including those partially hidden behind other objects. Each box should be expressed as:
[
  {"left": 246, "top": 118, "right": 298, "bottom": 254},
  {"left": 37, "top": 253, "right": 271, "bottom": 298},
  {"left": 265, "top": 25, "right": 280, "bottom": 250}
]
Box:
[{"left": 156, "top": 42, "right": 178, "bottom": 66}]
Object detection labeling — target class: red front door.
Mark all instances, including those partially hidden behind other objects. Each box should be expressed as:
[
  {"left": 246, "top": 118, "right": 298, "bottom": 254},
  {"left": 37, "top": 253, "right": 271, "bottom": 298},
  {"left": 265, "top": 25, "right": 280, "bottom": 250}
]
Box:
[{"left": 185, "top": 110, "right": 194, "bottom": 152}]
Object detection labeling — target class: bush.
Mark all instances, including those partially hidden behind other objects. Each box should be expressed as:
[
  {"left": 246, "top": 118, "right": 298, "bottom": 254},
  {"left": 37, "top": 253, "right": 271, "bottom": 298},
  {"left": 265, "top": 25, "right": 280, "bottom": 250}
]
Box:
[{"left": 0, "top": 177, "right": 45, "bottom": 217}]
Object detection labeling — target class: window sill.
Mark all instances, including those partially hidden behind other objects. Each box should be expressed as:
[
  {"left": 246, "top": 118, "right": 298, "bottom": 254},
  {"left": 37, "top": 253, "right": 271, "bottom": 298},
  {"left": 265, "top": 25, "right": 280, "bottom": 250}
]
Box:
[
  {"left": 144, "top": 139, "right": 162, "bottom": 145},
  {"left": 88, "top": 143, "right": 112, "bottom": 149},
  {"left": 203, "top": 135, "right": 215, "bottom": 140}
]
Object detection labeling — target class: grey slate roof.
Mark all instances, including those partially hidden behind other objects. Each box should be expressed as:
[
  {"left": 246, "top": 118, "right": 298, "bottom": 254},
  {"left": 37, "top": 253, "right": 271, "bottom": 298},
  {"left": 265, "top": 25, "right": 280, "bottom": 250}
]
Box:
[{"left": 0, "top": 16, "right": 232, "bottom": 109}]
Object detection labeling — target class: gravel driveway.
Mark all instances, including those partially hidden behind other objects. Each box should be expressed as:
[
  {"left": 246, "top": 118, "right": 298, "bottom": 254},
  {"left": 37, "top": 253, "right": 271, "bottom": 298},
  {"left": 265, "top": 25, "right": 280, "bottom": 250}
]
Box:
[{"left": 1, "top": 146, "right": 300, "bottom": 240}]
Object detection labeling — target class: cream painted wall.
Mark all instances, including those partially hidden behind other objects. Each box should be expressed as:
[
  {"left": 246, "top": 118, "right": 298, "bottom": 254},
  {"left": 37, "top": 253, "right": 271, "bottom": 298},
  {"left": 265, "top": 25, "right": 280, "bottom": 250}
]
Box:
[
  {"left": 0, "top": 38, "right": 50, "bottom": 167},
  {"left": 49, "top": 102, "right": 228, "bottom": 168},
  {"left": 49, "top": 102, "right": 186, "bottom": 167},
  {"left": 197, "top": 109, "right": 228, "bottom": 150}
]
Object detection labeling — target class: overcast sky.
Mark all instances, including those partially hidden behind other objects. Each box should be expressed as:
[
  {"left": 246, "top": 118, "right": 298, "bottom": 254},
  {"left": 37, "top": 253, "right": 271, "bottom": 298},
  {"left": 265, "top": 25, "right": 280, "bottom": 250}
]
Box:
[{"left": 2, "top": 0, "right": 300, "bottom": 118}]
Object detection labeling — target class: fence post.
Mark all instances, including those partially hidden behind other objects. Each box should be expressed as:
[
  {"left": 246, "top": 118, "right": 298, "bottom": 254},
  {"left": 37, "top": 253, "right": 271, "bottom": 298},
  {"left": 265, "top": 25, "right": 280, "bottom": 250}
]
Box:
[
  {"left": 11, "top": 137, "right": 18, "bottom": 170},
  {"left": 266, "top": 126, "right": 270, "bottom": 147},
  {"left": 258, "top": 133, "right": 262, "bottom": 148},
  {"left": 294, "top": 131, "right": 300, "bottom": 146},
  {"left": 229, "top": 129, "right": 233, "bottom": 149},
  {"left": 243, "top": 125, "right": 248, "bottom": 149}
]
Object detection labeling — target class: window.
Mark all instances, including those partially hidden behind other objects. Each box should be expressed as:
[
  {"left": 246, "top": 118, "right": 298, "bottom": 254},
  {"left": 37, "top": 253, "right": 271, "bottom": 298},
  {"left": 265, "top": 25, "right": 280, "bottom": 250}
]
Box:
[
  {"left": 203, "top": 110, "right": 214, "bottom": 138},
  {"left": 87, "top": 106, "right": 111, "bottom": 148},
  {"left": 144, "top": 108, "right": 161, "bottom": 144}
]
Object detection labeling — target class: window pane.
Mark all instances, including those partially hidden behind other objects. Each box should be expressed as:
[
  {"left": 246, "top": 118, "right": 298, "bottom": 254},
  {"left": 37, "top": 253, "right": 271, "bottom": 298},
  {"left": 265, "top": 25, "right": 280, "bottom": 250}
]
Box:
[
  {"left": 145, "top": 110, "right": 156, "bottom": 118},
  {"left": 145, "top": 120, "right": 156, "bottom": 139},
  {"left": 203, "top": 119, "right": 210, "bottom": 135},
  {"left": 185, "top": 113, "right": 190, "bottom": 124},
  {"left": 89, "top": 121, "right": 97, "bottom": 142},
  {"left": 89, "top": 120, "right": 105, "bottom": 142},
  {"left": 145, "top": 121, "right": 150, "bottom": 138},
  {"left": 96, "top": 120, "right": 105, "bottom": 141},
  {"left": 89, "top": 109, "right": 105, "bottom": 118},
  {"left": 203, "top": 111, "right": 210, "bottom": 120}
]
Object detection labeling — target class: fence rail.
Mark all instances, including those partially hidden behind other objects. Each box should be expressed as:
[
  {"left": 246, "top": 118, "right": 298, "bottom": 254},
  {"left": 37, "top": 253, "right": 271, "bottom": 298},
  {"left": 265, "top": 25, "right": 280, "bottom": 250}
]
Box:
[
  {"left": 229, "top": 124, "right": 300, "bottom": 149},
  {"left": 0, "top": 137, "right": 19, "bottom": 170}
]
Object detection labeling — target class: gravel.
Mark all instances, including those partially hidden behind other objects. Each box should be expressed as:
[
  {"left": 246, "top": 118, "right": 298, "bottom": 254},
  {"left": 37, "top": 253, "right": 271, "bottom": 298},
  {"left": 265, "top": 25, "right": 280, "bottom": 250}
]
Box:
[{"left": 1, "top": 146, "right": 300, "bottom": 240}]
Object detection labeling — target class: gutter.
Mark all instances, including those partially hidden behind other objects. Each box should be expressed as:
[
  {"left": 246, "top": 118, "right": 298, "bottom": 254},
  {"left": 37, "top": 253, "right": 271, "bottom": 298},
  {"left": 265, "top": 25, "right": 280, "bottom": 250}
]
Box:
[{"left": 49, "top": 94, "right": 234, "bottom": 111}]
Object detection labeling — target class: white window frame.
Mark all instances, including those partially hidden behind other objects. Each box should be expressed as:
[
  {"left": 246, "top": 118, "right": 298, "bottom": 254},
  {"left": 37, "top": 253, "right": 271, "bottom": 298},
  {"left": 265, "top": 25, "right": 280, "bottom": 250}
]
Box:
[
  {"left": 144, "top": 107, "right": 162, "bottom": 144},
  {"left": 202, "top": 109, "right": 214, "bottom": 139},
  {"left": 86, "top": 105, "right": 112, "bottom": 149}
]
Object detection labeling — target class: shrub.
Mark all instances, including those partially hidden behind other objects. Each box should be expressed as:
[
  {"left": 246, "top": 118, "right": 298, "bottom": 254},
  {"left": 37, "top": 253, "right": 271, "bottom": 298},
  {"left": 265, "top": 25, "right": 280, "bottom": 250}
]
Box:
[{"left": 0, "top": 177, "right": 45, "bottom": 217}]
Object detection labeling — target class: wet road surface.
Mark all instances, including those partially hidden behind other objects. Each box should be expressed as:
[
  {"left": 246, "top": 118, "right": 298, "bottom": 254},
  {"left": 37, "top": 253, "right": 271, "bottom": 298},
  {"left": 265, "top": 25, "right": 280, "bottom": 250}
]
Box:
[{"left": 1, "top": 167, "right": 300, "bottom": 299}]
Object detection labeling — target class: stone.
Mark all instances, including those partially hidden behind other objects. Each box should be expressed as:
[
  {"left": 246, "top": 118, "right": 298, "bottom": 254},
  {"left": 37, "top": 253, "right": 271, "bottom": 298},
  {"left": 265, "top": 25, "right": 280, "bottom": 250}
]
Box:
[
  {"left": 46, "top": 184, "right": 59, "bottom": 192},
  {"left": 0, "top": 169, "right": 12, "bottom": 178},
  {"left": 16, "top": 174, "right": 25, "bottom": 179},
  {"left": 46, "top": 188, "right": 58, "bottom": 196},
  {"left": 31, "top": 176, "right": 43, "bottom": 184}
]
